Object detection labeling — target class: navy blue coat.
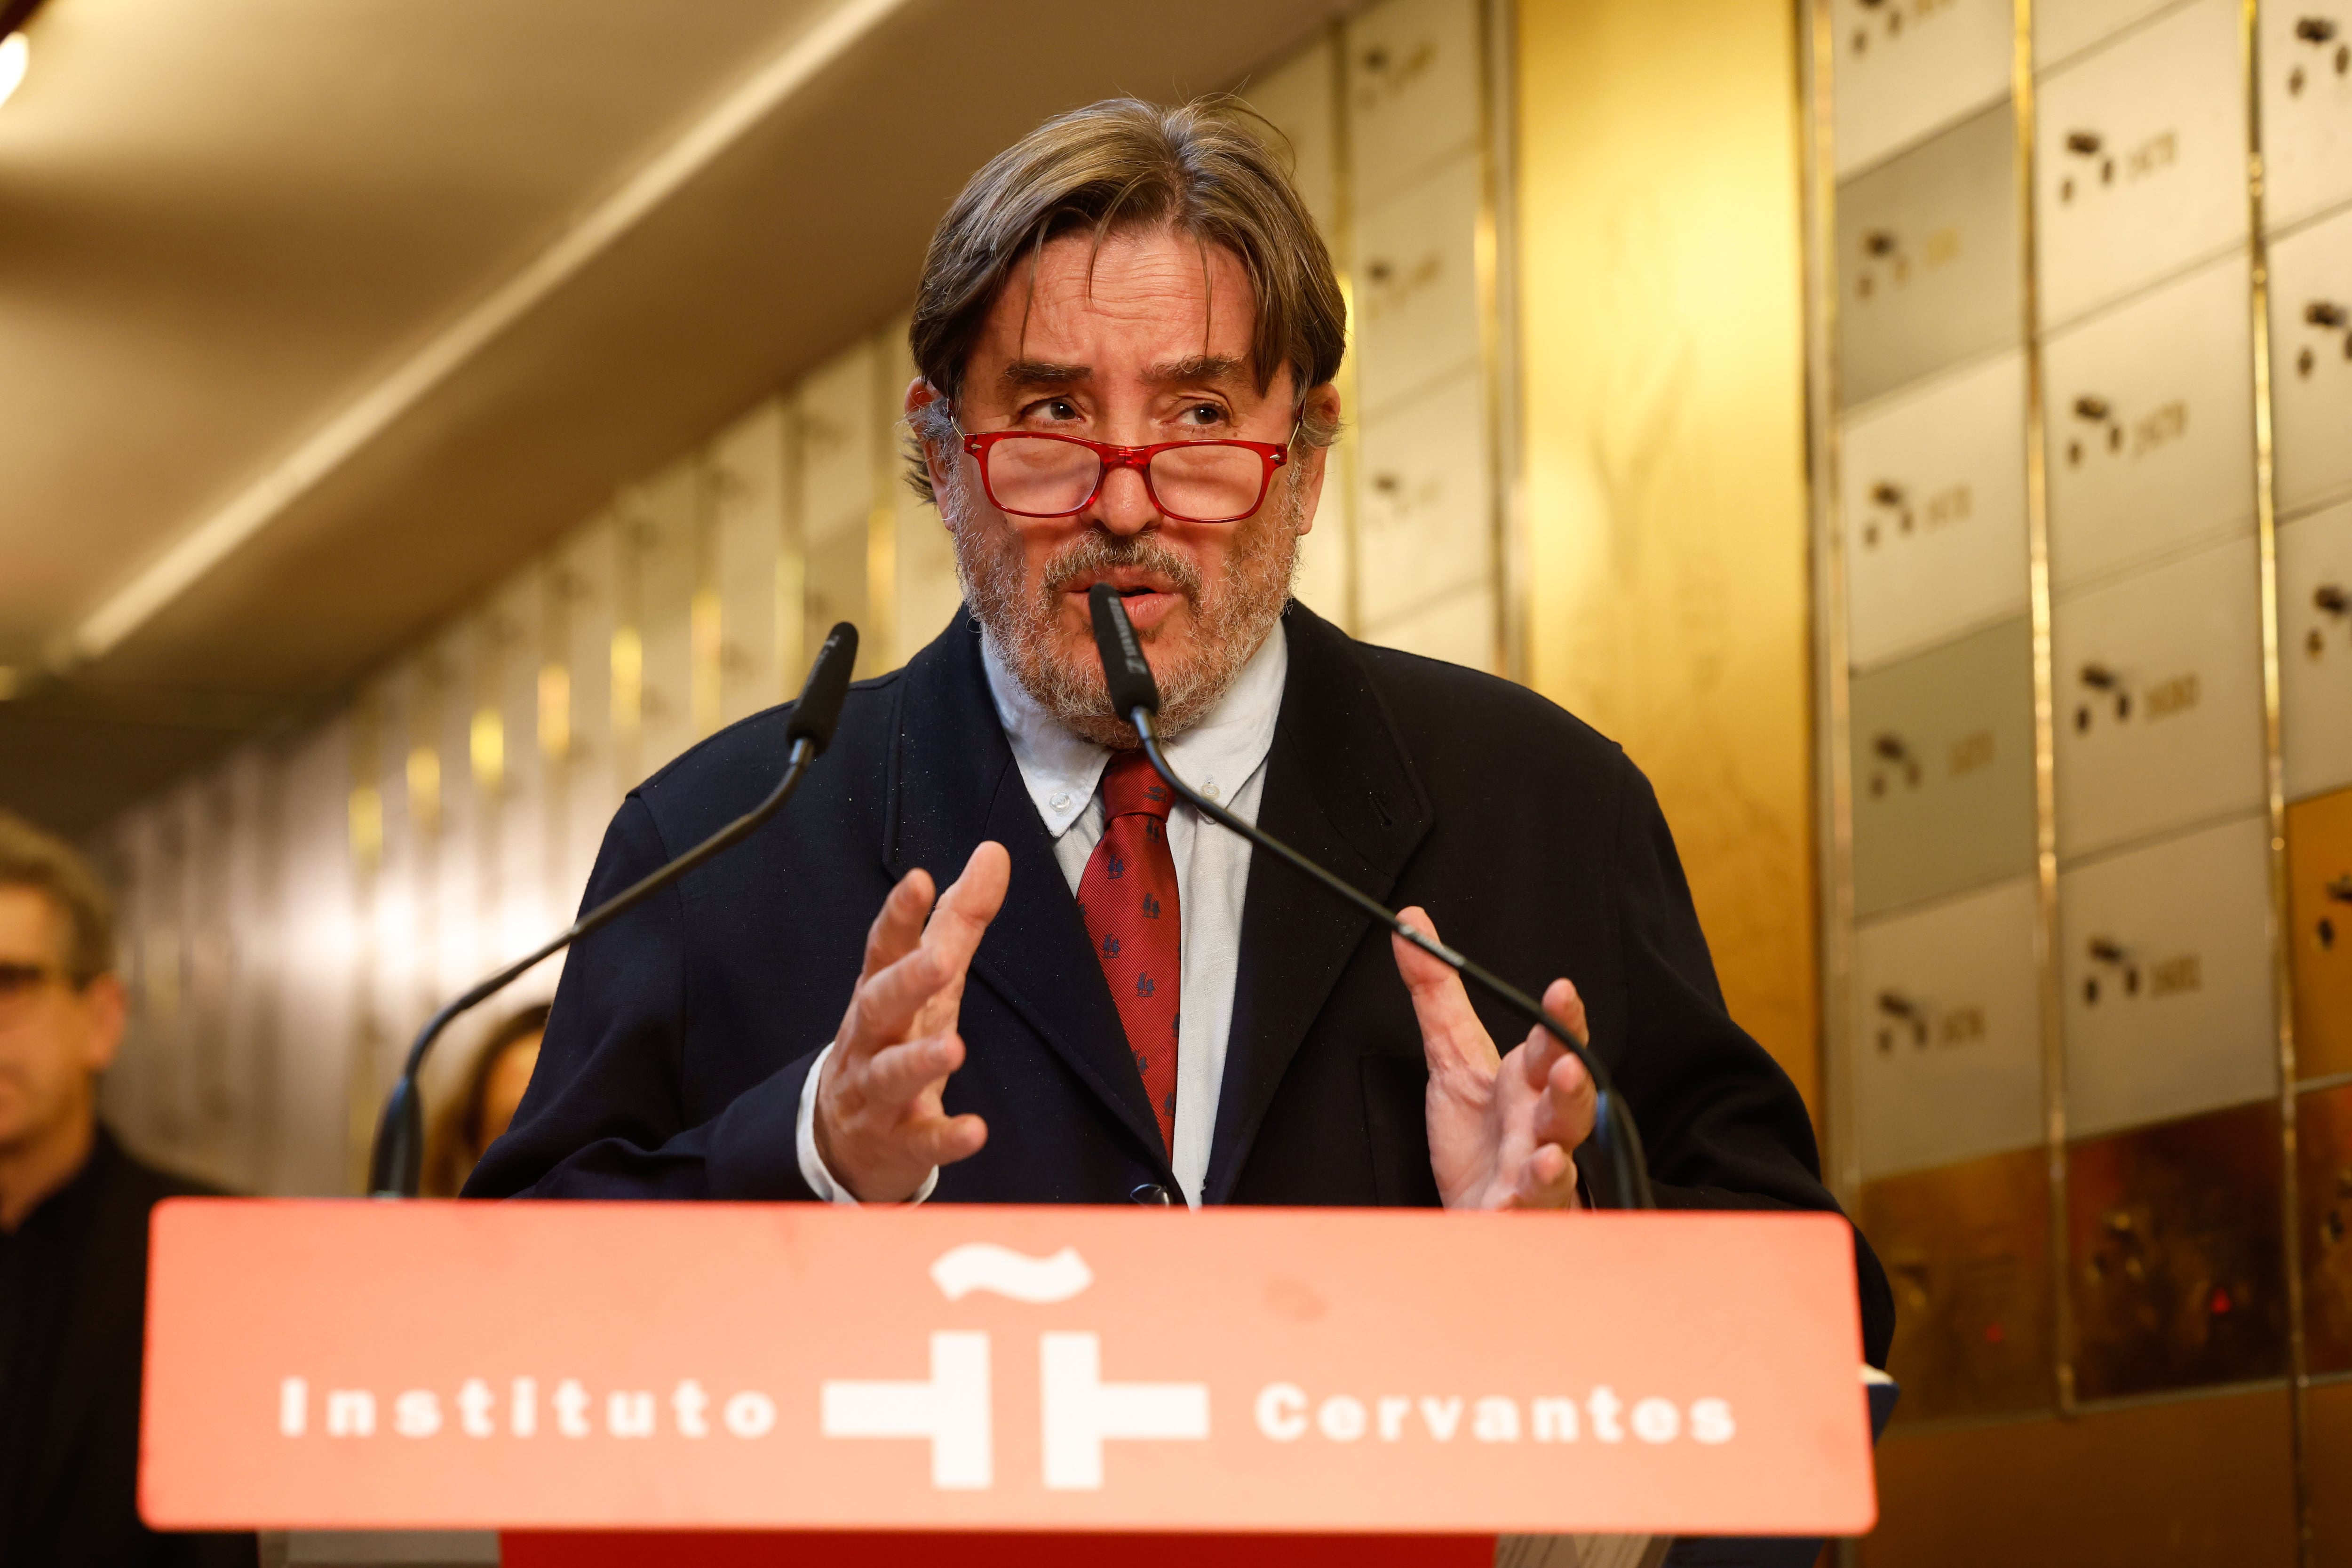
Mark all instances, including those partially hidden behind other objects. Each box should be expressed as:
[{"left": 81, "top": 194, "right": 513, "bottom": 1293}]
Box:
[{"left": 467, "top": 603, "right": 1893, "bottom": 1365}]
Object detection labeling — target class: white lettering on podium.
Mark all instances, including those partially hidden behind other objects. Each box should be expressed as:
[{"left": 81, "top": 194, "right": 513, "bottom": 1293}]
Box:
[
  {"left": 1631, "top": 1398, "right": 1680, "bottom": 1443},
  {"left": 1473, "top": 1398, "right": 1519, "bottom": 1442},
  {"left": 1249, "top": 1385, "right": 1735, "bottom": 1449},
  {"left": 1587, "top": 1386, "right": 1624, "bottom": 1443},
  {"left": 672, "top": 1379, "right": 710, "bottom": 1438},
  {"left": 279, "top": 1375, "right": 778, "bottom": 1441},
  {"left": 1255, "top": 1383, "right": 1307, "bottom": 1441},
  {"left": 608, "top": 1391, "right": 655, "bottom": 1438},
  {"left": 822, "top": 1330, "right": 991, "bottom": 1488},
  {"left": 554, "top": 1379, "right": 591, "bottom": 1438},
  {"left": 1315, "top": 1395, "right": 1365, "bottom": 1442},
  {"left": 326, "top": 1390, "right": 374, "bottom": 1437},
  {"left": 724, "top": 1391, "right": 776, "bottom": 1438},
  {"left": 1039, "top": 1331, "right": 1209, "bottom": 1490},
  {"left": 458, "top": 1379, "right": 495, "bottom": 1438},
  {"left": 394, "top": 1391, "right": 441, "bottom": 1438}
]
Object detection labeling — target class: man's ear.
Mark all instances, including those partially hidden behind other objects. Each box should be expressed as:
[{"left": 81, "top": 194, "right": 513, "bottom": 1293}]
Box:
[
  {"left": 79, "top": 973, "right": 127, "bottom": 1076},
  {"left": 1290, "top": 382, "right": 1343, "bottom": 537},
  {"left": 904, "top": 377, "right": 955, "bottom": 500}
]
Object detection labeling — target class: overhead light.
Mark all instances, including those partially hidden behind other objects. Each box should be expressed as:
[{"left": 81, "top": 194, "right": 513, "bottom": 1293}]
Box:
[{"left": 0, "top": 33, "right": 25, "bottom": 109}]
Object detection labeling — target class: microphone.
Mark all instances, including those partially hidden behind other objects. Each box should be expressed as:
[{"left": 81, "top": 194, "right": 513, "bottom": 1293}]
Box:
[
  {"left": 1087, "top": 584, "right": 1654, "bottom": 1209},
  {"left": 366, "top": 622, "right": 861, "bottom": 1198}
]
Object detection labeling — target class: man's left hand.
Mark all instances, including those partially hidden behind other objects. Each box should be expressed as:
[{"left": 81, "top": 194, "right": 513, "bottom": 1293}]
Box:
[{"left": 1391, "top": 907, "right": 1597, "bottom": 1210}]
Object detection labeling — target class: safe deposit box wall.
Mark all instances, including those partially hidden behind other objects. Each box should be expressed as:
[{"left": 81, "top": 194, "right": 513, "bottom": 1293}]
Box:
[{"left": 1805, "top": 0, "right": 2352, "bottom": 1560}]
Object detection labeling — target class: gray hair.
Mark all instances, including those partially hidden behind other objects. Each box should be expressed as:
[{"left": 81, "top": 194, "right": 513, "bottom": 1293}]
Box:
[{"left": 905, "top": 95, "right": 1346, "bottom": 501}]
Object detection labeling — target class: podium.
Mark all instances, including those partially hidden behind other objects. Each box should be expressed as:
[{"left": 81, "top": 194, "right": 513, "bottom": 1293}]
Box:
[{"left": 143, "top": 1201, "right": 1879, "bottom": 1564}]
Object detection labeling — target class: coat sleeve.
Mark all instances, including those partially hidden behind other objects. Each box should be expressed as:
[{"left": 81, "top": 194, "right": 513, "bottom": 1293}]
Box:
[
  {"left": 1602, "top": 757, "right": 1896, "bottom": 1367},
  {"left": 461, "top": 793, "right": 822, "bottom": 1202}
]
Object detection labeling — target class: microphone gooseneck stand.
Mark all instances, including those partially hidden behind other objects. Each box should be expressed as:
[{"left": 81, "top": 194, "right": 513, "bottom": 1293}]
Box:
[
  {"left": 365, "top": 622, "right": 863, "bottom": 1198},
  {"left": 1088, "top": 583, "right": 1656, "bottom": 1210}
]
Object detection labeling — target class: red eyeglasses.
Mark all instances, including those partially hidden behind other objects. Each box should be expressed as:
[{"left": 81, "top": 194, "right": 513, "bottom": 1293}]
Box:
[{"left": 960, "top": 425, "right": 1295, "bottom": 525}]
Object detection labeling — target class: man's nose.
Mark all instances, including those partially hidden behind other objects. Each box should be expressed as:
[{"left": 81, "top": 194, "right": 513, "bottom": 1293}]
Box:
[{"left": 1087, "top": 462, "right": 1159, "bottom": 536}]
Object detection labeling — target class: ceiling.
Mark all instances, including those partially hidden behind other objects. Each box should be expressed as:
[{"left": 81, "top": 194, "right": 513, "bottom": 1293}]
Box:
[{"left": 0, "top": 0, "right": 1346, "bottom": 833}]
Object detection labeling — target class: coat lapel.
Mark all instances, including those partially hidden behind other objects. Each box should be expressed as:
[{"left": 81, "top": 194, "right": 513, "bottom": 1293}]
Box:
[
  {"left": 883, "top": 614, "right": 1170, "bottom": 1170},
  {"left": 1202, "top": 604, "right": 1434, "bottom": 1203}
]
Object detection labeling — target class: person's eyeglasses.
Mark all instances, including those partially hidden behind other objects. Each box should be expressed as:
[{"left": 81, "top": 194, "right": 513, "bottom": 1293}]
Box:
[
  {"left": 959, "top": 423, "right": 1296, "bottom": 525},
  {"left": 0, "top": 961, "right": 71, "bottom": 1020}
]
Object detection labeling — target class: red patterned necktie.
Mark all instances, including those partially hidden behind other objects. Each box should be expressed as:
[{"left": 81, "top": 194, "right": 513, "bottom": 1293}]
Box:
[{"left": 1078, "top": 751, "right": 1182, "bottom": 1154}]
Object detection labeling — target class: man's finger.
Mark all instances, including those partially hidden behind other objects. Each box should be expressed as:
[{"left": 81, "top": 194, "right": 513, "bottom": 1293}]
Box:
[
  {"left": 1517, "top": 977, "right": 1589, "bottom": 1089},
  {"left": 860, "top": 1033, "right": 966, "bottom": 1105},
  {"left": 925, "top": 841, "right": 1011, "bottom": 968},
  {"left": 905, "top": 1112, "right": 989, "bottom": 1169},
  {"left": 861, "top": 869, "right": 936, "bottom": 984},
  {"left": 1533, "top": 1051, "right": 1598, "bottom": 1150},
  {"left": 841, "top": 945, "right": 946, "bottom": 1059},
  {"left": 1391, "top": 906, "right": 1498, "bottom": 1075},
  {"left": 1508, "top": 1139, "right": 1580, "bottom": 1210}
]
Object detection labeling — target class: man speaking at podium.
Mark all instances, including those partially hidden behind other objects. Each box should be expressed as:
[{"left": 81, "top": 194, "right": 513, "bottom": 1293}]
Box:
[{"left": 469, "top": 98, "right": 1891, "bottom": 1363}]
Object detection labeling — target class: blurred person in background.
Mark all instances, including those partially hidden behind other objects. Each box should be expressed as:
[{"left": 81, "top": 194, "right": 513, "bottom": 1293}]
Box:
[
  {"left": 423, "top": 1003, "right": 548, "bottom": 1197},
  {"left": 0, "top": 811, "right": 255, "bottom": 1568}
]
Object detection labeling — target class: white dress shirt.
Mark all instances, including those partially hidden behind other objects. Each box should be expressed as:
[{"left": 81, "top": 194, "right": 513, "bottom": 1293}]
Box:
[{"left": 796, "top": 622, "right": 1288, "bottom": 1209}]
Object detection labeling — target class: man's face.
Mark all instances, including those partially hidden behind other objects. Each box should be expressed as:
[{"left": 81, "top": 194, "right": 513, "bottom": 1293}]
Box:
[
  {"left": 913, "top": 224, "right": 1338, "bottom": 743},
  {"left": 0, "top": 887, "right": 121, "bottom": 1155}
]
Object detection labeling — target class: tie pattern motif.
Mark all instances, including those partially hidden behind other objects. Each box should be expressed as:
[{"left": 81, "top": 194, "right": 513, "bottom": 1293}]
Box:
[{"left": 1078, "top": 751, "right": 1181, "bottom": 1154}]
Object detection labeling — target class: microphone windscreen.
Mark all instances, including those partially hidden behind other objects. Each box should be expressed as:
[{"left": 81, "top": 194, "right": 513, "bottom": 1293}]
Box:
[
  {"left": 1089, "top": 584, "right": 1161, "bottom": 719},
  {"left": 785, "top": 622, "right": 859, "bottom": 753}
]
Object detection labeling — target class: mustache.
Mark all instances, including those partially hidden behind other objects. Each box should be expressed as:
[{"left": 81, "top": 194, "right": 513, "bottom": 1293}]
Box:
[{"left": 1039, "top": 532, "right": 1204, "bottom": 606}]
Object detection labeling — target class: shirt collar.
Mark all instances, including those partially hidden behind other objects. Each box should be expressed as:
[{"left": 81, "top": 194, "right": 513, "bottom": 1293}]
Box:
[{"left": 979, "top": 617, "right": 1290, "bottom": 840}]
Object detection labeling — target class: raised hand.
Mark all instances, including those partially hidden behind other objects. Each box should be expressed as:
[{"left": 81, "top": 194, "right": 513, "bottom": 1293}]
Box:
[
  {"left": 1391, "top": 906, "right": 1597, "bottom": 1210},
  {"left": 813, "top": 842, "right": 1010, "bottom": 1202}
]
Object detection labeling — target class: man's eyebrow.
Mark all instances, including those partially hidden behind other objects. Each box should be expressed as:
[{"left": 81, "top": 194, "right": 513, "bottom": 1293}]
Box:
[
  {"left": 1144, "top": 355, "right": 1248, "bottom": 386},
  {"left": 1000, "top": 360, "right": 1089, "bottom": 390}
]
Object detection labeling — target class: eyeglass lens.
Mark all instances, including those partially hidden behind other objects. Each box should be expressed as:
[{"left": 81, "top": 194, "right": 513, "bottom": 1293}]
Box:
[{"left": 984, "top": 438, "right": 1268, "bottom": 524}]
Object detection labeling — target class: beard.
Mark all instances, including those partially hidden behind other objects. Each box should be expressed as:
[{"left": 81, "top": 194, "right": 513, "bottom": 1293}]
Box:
[{"left": 941, "top": 463, "right": 1302, "bottom": 749}]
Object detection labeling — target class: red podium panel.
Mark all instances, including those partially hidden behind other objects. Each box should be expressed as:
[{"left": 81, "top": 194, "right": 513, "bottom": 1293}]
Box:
[{"left": 141, "top": 1201, "right": 1873, "bottom": 1539}]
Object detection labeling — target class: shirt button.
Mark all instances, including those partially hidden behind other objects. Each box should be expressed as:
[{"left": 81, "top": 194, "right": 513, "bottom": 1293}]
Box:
[
  {"left": 1051, "top": 791, "right": 1071, "bottom": 810},
  {"left": 1128, "top": 1183, "right": 1172, "bottom": 1206},
  {"left": 1201, "top": 780, "right": 1222, "bottom": 801}
]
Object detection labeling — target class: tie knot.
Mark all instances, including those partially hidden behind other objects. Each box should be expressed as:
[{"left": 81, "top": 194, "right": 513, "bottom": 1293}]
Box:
[{"left": 1101, "top": 751, "right": 1176, "bottom": 821}]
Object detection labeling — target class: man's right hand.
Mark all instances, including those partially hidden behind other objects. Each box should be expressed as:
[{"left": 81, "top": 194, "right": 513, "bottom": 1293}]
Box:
[{"left": 812, "top": 841, "right": 1010, "bottom": 1202}]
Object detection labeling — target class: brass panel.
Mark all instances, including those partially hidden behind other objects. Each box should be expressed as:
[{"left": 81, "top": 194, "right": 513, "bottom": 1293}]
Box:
[
  {"left": 2058, "top": 813, "right": 2280, "bottom": 1137},
  {"left": 1852, "top": 877, "right": 2042, "bottom": 1179},
  {"left": 1849, "top": 616, "right": 2037, "bottom": 919},
  {"left": 2301, "top": 1083, "right": 2352, "bottom": 1375},
  {"left": 1862, "top": 1386, "right": 2297, "bottom": 1568},
  {"left": 2270, "top": 203, "right": 2352, "bottom": 518},
  {"left": 1518, "top": 0, "right": 1821, "bottom": 1106},
  {"left": 2316, "top": 1377, "right": 2352, "bottom": 1568},
  {"left": 1859, "top": 1148, "right": 2053, "bottom": 1424},
  {"left": 1835, "top": 102, "right": 2021, "bottom": 407},
  {"left": 2291, "top": 788, "right": 2352, "bottom": 1082},
  {"left": 1838, "top": 350, "right": 2032, "bottom": 672},
  {"left": 1827, "top": 0, "right": 2010, "bottom": 179},
  {"left": 2051, "top": 535, "right": 2269, "bottom": 862},
  {"left": 2031, "top": 0, "right": 2248, "bottom": 331},
  {"left": 2281, "top": 500, "right": 2352, "bottom": 803},
  {"left": 2067, "top": 1100, "right": 2288, "bottom": 1401},
  {"left": 2259, "top": 0, "right": 2352, "bottom": 233}
]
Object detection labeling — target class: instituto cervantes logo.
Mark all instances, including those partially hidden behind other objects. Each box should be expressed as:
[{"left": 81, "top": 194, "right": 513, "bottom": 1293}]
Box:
[{"left": 272, "top": 1242, "right": 1736, "bottom": 1491}]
